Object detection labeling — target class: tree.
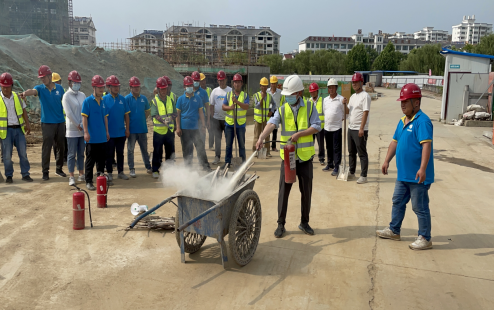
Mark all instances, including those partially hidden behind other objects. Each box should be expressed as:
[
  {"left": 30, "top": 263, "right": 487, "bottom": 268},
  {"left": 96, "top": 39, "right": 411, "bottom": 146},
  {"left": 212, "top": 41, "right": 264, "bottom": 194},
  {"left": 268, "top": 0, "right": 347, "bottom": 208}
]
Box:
[
  {"left": 224, "top": 51, "right": 247, "bottom": 65},
  {"left": 399, "top": 44, "right": 445, "bottom": 75},
  {"left": 373, "top": 42, "right": 398, "bottom": 71},
  {"left": 294, "top": 50, "right": 311, "bottom": 74},
  {"left": 282, "top": 58, "right": 297, "bottom": 74},
  {"left": 346, "top": 43, "right": 370, "bottom": 74},
  {"left": 474, "top": 34, "right": 494, "bottom": 55},
  {"left": 258, "top": 54, "right": 283, "bottom": 73},
  {"left": 365, "top": 46, "right": 379, "bottom": 67},
  {"left": 462, "top": 43, "right": 475, "bottom": 53}
]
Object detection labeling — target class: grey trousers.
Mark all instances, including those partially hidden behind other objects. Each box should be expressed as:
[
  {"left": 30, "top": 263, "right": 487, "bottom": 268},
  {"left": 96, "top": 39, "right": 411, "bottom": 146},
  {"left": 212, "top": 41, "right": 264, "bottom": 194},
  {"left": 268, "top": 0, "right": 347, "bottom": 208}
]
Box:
[{"left": 348, "top": 129, "right": 368, "bottom": 177}]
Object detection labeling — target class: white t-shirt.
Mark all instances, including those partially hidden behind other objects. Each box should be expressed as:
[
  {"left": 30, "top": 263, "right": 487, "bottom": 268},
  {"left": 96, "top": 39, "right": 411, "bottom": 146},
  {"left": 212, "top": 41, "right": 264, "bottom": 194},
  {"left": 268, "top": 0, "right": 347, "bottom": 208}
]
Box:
[
  {"left": 348, "top": 91, "right": 371, "bottom": 131},
  {"left": 1, "top": 92, "right": 26, "bottom": 126},
  {"left": 267, "top": 88, "right": 282, "bottom": 110},
  {"left": 323, "top": 94, "right": 345, "bottom": 132},
  {"left": 210, "top": 86, "right": 232, "bottom": 120}
]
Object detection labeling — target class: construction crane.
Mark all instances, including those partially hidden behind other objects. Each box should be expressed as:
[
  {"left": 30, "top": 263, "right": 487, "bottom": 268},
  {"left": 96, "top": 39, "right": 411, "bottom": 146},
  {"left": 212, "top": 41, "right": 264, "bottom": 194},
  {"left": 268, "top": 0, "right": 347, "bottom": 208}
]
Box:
[{"left": 68, "top": 0, "right": 74, "bottom": 45}]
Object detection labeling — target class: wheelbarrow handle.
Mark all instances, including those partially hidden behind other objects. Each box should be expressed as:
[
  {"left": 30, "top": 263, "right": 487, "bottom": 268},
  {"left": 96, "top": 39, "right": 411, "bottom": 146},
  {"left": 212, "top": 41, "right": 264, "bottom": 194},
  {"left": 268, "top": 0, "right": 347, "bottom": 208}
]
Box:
[
  {"left": 177, "top": 203, "right": 221, "bottom": 232},
  {"left": 128, "top": 196, "right": 176, "bottom": 229}
]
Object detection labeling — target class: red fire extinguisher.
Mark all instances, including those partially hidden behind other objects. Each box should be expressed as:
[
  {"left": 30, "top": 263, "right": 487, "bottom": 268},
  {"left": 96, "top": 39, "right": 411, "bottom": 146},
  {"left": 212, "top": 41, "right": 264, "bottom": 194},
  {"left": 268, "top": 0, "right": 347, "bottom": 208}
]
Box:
[
  {"left": 72, "top": 185, "right": 93, "bottom": 230},
  {"left": 283, "top": 139, "right": 297, "bottom": 183},
  {"left": 96, "top": 175, "right": 109, "bottom": 208}
]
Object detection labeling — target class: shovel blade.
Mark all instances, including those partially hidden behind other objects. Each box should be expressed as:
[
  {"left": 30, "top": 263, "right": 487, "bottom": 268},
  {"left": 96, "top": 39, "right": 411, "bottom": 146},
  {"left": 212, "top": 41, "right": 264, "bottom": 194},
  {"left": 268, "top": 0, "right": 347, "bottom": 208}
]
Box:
[
  {"left": 258, "top": 148, "right": 267, "bottom": 159},
  {"left": 337, "top": 165, "right": 350, "bottom": 181}
]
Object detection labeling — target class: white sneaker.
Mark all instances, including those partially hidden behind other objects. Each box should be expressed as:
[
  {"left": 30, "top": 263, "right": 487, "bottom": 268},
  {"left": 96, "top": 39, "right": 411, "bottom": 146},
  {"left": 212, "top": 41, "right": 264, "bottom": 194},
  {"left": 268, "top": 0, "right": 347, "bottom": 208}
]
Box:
[
  {"left": 118, "top": 172, "right": 129, "bottom": 180},
  {"left": 107, "top": 173, "right": 113, "bottom": 181},
  {"left": 376, "top": 227, "right": 401, "bottom": 241},
  {"left": 130, "top": 169, "right": 136, "bottom": 178},
  {"left": 357, "top": 176, "right": 368, "bottom": 184},
  {"left": 212, "top": 156, "right": 220, "bottom": 165},
  {"left": 153, "top": 172, "right": 159, "bottom": 179},
  {"left": 146, "top": 169, "right": 152, "bottom": 174},
  {"left": 409, "top": 235, "right": 432, "bottom": 250},
  {"left": 77, "top": 175, "right": 85, "bottom": 182},
  {"left": 69, "top": 176, "right": 75, "bottom": 186}
]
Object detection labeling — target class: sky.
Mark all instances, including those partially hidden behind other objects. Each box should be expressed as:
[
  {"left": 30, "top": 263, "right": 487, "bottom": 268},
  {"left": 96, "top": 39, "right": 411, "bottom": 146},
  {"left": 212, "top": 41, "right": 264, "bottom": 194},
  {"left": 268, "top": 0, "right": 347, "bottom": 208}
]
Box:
[{"left": 76, "top": 0, "right": 494, "bottom": 53}]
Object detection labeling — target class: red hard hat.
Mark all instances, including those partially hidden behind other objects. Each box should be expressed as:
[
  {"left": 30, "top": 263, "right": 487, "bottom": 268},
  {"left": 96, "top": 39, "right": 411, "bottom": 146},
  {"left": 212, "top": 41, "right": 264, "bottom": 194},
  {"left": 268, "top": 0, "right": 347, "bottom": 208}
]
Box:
[
  {"left": 191, "top": 71, "right": 201, "bottom": 81},
  {"left": 91, "top": 75, "right": 105, "bottom": 87},
  {"left": 217, "top": 70, "right": 226, "bottom": 81},
  {"left": 106, "top": 75, "right": 120, "bottom": 86},
  {"left": 156, "top": 77, "right": 168, "bottom": 89},
  {"left": 233, "top": 73, "right": 242, "bottom": 81},
  {"left": 68, "top": 70, "right": 82, "bottom": 83},
  {"left": 397, "top": 83, "right": 422, "bottom": 101},
  {"left": 309, "top": 83, "right": 319, "bottom": 92},
  {"left": 38, "top": 65, "right": 52, "bottom": 78},
  {"left": 129, "top": 76, "right": 141, "bottom": 87},
  {"left": 183, "top": 76, "right": 194, "bottom": 86},
  {"left": 163, "top": 76, "right": 172, "bottom": 86},
  {"left": 0, "top": 72, "right": 14, "bottom": 87},
  {"left": 351, "top": 72, "right": 364, "bottom": 82}
]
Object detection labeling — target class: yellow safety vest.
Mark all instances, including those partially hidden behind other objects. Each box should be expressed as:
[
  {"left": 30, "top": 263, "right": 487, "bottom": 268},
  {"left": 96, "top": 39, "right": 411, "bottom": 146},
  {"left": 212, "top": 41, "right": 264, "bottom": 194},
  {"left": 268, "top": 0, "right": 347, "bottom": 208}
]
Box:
[
  {"left": 0, "top": 92, "right": 26, "bottom": 139},
  {"left": 279, "top": 99, "right": 315, "bottom": 162},
  {"left": 225, "top": 91, "right": 247, "bottom": 126},
  {"left": 206, "top": 87, "right": 212, "bottom": 97},
  {"left": 152, "top": 95, "right": 174, "bottom": 135},
  {"left": 253, "top": 92, "right": 270, "bottom": 123},
  {"left": 311, "top": 97, "right": 324, "bottom": 128}
]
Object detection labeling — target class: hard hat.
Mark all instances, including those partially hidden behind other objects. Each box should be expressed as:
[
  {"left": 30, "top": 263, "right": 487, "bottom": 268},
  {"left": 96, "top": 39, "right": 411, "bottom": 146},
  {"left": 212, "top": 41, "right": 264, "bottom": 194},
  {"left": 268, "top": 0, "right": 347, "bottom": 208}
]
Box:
[
  {"left": 106, "top": 75, "right": 120, "bottom": 86},
  {"left": 260, "top": 77, "right": 269, "bottom": 86},
  {"left": 281, "top": 75, "right": 304, "bottom": 96},
  {"left": 217, "top": 71, "right": 226, "bottom": 80},
  {"left": 68, "top": 71, "right": 82, "bottom": 83},
  {"left": 91, "top": 75, "right": 105, "bottom": 87},
  {"left": 191, "top": 71, "right": 201, "bottom": 81},
  {"left": 233, "top": 73, "right": 242, "bottom": 81},
  {"left": 270, "top": 76, "right": 278, "bottom": 83},
  {"left": 309, "top": 83, "right": 319, "bottom": 92},
  {"left": 0, "top": 72, "right": 14, "bottom": 87},
  {"left": 183, "top": 76, "right": 194, "bottom": 86},
  {"left": 52, "top": 72, "right": 61, "bottom": 82},
  {"left": 200, "top": 73, "right": 206, "bottom": 81},
  {"left": 129, "top": 76, "right": 141, "bottom": 87},
  {"left": 397, "top": 83, "right": 422, "bottom": 101},
  {"left": 156, "top": 77, "right": 168, "bottom": 89},
  {"left": 38, "top": 65, "right": 52, "bottom": 78},
  {"left": 327, "top": 78, "right": 338, "bottom": 87},
  {"left": 163, "top": 76, "right": 172, "bottom": 85},
  {"left": 351, "top": 72, "right": 364, "bottom": 82}
]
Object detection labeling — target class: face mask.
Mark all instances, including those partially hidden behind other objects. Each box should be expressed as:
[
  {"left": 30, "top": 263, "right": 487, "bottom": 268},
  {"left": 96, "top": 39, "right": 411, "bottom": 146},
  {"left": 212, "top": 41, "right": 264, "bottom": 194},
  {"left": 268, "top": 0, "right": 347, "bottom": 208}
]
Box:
[
  {"left": 72, "top": 83, "right": 81, "bottom": 92},
  {"left": 193, "top": 82, "right": 200, "bottom": 88},
  {"left": 185, "top": 87, "right": 194, "bottom": 94},
  {"left": 285, "top": 95, "right": 298, "bottom": 105}
]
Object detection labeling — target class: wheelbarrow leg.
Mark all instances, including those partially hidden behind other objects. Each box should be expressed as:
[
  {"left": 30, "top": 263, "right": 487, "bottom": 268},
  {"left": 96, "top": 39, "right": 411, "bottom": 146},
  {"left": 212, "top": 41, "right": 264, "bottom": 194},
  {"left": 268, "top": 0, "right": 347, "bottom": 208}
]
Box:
[
  {"left": 180, "top": 231, "right": 186, "bottom": 263},
  {"left": 218, "top": 237, "right": 228, "bottom": 269}
]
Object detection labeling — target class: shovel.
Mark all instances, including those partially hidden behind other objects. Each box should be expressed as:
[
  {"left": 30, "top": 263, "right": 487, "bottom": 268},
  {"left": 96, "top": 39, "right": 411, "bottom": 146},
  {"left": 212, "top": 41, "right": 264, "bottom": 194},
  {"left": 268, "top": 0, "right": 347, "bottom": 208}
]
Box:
[
  {"left": 337, "top": 112, "right": 350, "bottom": 181},
  {"left": 231, "top": 100, "right": 243, "bottom": 169},
  {"left": 257, "top": 147, "right": 267, "bottom": 159}
]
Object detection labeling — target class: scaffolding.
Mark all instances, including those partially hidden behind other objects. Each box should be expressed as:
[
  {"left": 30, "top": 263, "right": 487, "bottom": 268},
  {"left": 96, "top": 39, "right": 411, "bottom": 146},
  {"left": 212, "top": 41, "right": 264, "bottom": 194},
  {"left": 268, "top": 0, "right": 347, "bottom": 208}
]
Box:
[
  {"left": 96, "top": 40, "right": 131, "bottom": 51},
  {"left": 68, "top": 0, "right": 73, "bottom": 45}
]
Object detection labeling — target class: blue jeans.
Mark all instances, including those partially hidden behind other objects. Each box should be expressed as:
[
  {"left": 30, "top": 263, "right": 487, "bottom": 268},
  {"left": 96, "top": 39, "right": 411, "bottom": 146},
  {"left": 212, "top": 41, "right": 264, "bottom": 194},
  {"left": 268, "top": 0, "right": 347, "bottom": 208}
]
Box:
[
  {"left": 1, "top": 127, "right": 30, "bottom": 177},
  {"left": 127, "top": 133, "right": 151, "bottom": 170},
  {"left": 389, "top": 180, "right": 432, "bottom": 241},
  {"left": 67, "top": 137, "right": 85, "bottom": 173},
  {"left": 224, "top": 125, "right": 246, "bottom": 164}
]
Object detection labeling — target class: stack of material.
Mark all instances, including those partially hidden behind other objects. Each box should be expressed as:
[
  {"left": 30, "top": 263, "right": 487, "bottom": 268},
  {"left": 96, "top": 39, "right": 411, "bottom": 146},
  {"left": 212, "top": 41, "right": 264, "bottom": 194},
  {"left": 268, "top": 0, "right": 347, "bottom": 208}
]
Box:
[
  {"left": 365, "top": 82, "right": 375, "bottom": 93},
  {"left": 128, "top": 216, "right": 175, "bottom": 230},
  {"left": 463, "top": 105, "right": 491, "bottom": 120}
]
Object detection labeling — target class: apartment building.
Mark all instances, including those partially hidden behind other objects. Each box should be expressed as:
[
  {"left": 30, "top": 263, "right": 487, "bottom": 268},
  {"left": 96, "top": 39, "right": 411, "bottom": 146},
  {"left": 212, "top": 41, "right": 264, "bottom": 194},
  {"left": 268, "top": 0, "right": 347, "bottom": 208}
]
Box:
[
  {"left": 414, "top": 27, "right": 449, "bottom": 42},
  {"left": 130, "top": 30, "right": 164, "bottom": 57},
  {"left": 73, "top": 17, "right": 96, "bottom": 46},
  {"left": 452, "top": 15, "right": 493, "bottom": 44}
]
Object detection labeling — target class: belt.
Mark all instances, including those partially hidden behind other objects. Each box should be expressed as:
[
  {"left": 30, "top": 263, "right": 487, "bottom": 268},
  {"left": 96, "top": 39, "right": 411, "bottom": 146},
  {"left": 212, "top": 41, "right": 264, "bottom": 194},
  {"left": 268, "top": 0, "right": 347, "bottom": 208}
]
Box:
[{"left": 8, "top": 125, "right": 21, "bottom": 129}]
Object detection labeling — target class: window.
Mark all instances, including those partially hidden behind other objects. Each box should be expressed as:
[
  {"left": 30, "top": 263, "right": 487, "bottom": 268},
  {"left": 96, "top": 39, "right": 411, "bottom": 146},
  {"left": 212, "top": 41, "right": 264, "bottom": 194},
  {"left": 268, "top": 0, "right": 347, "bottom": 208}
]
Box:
[
  {"left": 267, "top": 44, "right": 272, "bottom": 48},
  {"left": 341, "top": 44, "right": 346, "bottom": 49},
  {"left": 50, "top": 9, "right": 56, "bottom": 14},
  {"left": 409, "top": 46, "right": 415, "bottom": 50},
  {"left": 402, "top": 45, "right": 408, "bottom": 50},
  {"left": 320, "top": 43, "right": 325, "bottom": 48},
  {"left": 74, "top": 28, "right": 78, "bottom": 32},
  {"left": 327, "top": 44, "right": 332, "bottom": 49},
  {"left": 80, "top": 28, "right": 88, "bottom": 32},
  {"left": 316, "top": 43, "right": 319, "bottom": 48},
  {"left": 347, "top": 44, "right": 353, "bottom": 49},
  {"left": 267, "top": 37, "right": 272, "bottom": 41},
  {"left": 396, "top": 45, "right": 401, "bottom": 50},
  {"left": 333, "top": 44, "right": 339, "bottom": 49}
]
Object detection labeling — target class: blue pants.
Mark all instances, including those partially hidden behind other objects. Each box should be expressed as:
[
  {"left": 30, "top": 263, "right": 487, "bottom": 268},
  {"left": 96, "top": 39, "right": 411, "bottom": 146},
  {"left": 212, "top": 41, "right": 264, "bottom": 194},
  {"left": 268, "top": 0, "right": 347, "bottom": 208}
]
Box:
[
  {"left": 389, "top": 180, "right": 432, "bottom": 241},
  {"left": 224, "top": 125, "right": 246, "bottom": 164},
  {"left": 1, "top": 127, "right": 30, "bottom": 177},
  {"left": 128, "top": 133, "right": 151, "bottom": 170},
  {"left": 67, "top": 137, "right": 85, "bottom": 173}
]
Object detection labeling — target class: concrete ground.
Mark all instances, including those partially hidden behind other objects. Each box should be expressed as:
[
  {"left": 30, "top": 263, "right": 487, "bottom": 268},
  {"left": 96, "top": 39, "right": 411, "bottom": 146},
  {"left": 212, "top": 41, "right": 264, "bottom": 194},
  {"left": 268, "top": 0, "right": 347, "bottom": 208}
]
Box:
[{"left": 1, "top": 88, "right": 494, "bottom": 309}]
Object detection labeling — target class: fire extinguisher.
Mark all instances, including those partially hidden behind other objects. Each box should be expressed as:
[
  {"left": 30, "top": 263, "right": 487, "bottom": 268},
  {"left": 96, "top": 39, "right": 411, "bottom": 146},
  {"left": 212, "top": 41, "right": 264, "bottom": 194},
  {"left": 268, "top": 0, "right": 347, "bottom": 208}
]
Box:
[
  {"left": 96, "top": 175, "right": 110, "bottom": 208},
  {"left": 71, "top": 184, "right": 93, "bottom": 230},
  {"left": 283, "top": 139, "right": 297, "bottom": 184}
]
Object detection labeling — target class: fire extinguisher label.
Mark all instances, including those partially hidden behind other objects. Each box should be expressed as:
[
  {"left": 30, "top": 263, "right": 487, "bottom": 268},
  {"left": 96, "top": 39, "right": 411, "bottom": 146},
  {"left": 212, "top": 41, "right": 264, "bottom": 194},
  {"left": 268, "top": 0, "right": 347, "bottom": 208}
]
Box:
[
  {"left": 99, "top": 185, "right": 104, "bottom": 192},
  {"left": 289, "top": 152, "right": 296, "bottom": 170}
]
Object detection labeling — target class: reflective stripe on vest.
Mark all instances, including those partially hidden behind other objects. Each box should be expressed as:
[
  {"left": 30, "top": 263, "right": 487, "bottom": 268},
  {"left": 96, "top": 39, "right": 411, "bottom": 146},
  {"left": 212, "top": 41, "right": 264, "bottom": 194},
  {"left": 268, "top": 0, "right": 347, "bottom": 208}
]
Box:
[
  {"left": 253, "top": 92, "right": 270, "bottom": 123},
  {"left": 0, "top": 92, "right": 26, "bottom": 139},
  {"left": 206, "top": 87, "right": 212, "bottom": 98},
  {"left": 279, "top": 99, "right": 315, "bottom": 162},
  {"left": 225, "top": 91, "right": 247, "bottom": 126},
  {"left": 312, "top": 97, "right": 324, "bottom": 127},
  {"left": 152, "top": 95, "right": 174, "bottom": 135}
]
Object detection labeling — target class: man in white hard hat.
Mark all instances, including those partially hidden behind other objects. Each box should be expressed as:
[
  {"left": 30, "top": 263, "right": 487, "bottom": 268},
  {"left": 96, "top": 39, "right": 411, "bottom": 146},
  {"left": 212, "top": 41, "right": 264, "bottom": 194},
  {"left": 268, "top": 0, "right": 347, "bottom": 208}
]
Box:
[
  {"left": 255, "top": 75, "right": 321, "bottom": 238},
  {"left": 267, "top": 76, "right": 284, "bottom": 152}
]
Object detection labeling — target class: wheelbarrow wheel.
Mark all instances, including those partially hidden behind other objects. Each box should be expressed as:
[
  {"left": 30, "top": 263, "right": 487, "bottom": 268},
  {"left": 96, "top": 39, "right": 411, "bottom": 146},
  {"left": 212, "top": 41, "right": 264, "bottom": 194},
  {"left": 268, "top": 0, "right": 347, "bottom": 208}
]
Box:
[
  {"left": 228, "top": 189, "right": 262, "bottom": 266},
  {"left": 175, "top": 210, "right": 207, "bottom": 254}
]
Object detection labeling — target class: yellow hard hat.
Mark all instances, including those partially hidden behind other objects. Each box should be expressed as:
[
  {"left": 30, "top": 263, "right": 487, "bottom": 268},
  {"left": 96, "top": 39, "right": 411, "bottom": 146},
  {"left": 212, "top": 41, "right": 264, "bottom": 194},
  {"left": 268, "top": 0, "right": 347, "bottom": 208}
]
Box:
[
  {"left": 260, "top": 77, "right": 269, "bottom": 86},
  {"left": 52, "top": 72, "right": 61, "bottom": 82},
  {"left": 200, "top": 73, "right": 206, "bottom": 81},
  {"left": 270, "top": 76, "right": 278, "bottom": 83}
]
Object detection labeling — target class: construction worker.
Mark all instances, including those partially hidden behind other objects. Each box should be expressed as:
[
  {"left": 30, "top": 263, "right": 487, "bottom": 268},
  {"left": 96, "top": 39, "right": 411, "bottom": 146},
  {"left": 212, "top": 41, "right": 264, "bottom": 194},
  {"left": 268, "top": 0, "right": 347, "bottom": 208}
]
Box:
[
  {"left": 176, "top": 76, "right": 211, "bottom": 171},
  {"left": 322, "top": 78, "right": 347, "bottom": 176},
  {"left": 347, "top": 72, "right": 371, "bottom": 184},
  {"left": 151, "top": 77, "right": 176, "bottom": 178},
  {"left": 267, "top": 76, "right": 284, "bottom": 152},
  {"left": 256, "top": 75, "right": 321, "bottom": 237},
  {"left": 103, "top": 75, "right": 130, "bottom": 182},
  {"left": 191, "top": 71, "right": 210, "bottom": 147},
  {"left": 200, "top": 73, "right": 214, "bottom": 150},
  {"left": 126, "top": 76, "right": 152, "bottom": 178},
  {"left": 252, "top": 77, "right": 273, "bottom": 157},
  {"left": 20, "top": 65, "right": 66, "bottom": 181},
  {"left": 377, "top": 83, "right": 434, "bottom": 250},
  {"left": 62, "top": 71, "right": 86, "bottom": 186},
  {"left": 222, "top": 73, "right": 249, "bottom": 169},
  {"left": 209, "top": 70, "right": 230, "bottom": 165},
  {"left": 163, "top": 76, "right": 178, "bottom": 103},
  {"left": 52, "top": 72, "right": 68, "bottom": 165},
  {"left": 81, "top": 75, "right": 110, "bottom": 190},
  {"left": 0, "top": 72, "right": 33, "bottom": 183},
  {"left": 309, "top": 83, "right": 325, "bottom": 165}
]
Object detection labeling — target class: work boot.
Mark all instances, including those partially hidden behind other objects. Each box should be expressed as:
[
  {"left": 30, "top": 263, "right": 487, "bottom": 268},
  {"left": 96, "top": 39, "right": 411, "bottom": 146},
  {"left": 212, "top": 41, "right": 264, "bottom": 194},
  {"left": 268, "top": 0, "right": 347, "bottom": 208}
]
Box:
[
  {"left": 319, "top": 160, "right": 325, "bottom": 166},
  {"left": 107, "top": 173, "right": 113, "bottom": 181},
  {"left": 298, "top": 223, "right": 314, "bottom": 235},
  {"left": 376, "top": 227, "right": 401, "bottom": 241},
  {"left": 213, "top": 156, "right": 220, "bottom": 165},
  {"left": 348, "top": 173, "right": 355, "bottom": 180},
  {"left": 42, "top": 172, "right": 49, "bottom": 181},
  {"left": 6, "top": 176, "right": 13, "bottom": 183},
  {"left": 22, "top": 175, "right": 33, "bottom": 182},
  {"left": 322, "top": 164, "right": 334, "bottom": 172},
  {"left": 86, "top": 182, "right": 96, "bottom": 191},
  {"left": 409, "top": 236, "right": 432, "bottom": 250},
  {"left": 118, "top": 172, "right": 129, "bottom": 180},
  {"left": 77, "top": 175, "right": 85, "bottom": 182},
  {"left": 152, "top": 172, "right": 159, "bottom": 179},
  {"left": 55, "top": 169, "right": 67, "bottom": 177},
  {"left": 69, "top": 176, "right": 75, "bottom": 186},
  {"left": 274, "top": 224, "right": 285, "bottom": 238},
  {"left": 331, "top": 167, "right": 339, "bottom": 176},
  {"left": 357, "top": 176, "right": 368, "bottom": 184},
  {"left": 130, "top": 169, "right": 136, "bottom": 178}
]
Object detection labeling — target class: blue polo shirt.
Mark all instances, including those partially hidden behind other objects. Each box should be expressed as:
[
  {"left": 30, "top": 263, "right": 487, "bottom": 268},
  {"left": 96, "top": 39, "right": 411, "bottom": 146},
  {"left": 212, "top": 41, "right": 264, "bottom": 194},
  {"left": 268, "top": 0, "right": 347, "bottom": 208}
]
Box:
[
  {"left": 223, "top": 92, "right": 250, "bottom": 128},
  {"left": 393, "top": 110, "right": 434, "bottom": 185},
  {"left": 34, "top": 83, "right": 65, "bottom": 123},
  {"left": 125, "top": 93, "right": 150, "bottom": 134},
  {"left": 103, "top": 94, "right": 130, "bottom": 138},
  {"left": 194, "top": 87, "right": 209, "bottom": 116},
  {"left": 81, "top": 95, "right": 108, "bottom": 144},
  {"left": 176, "top": 93, "right": 203, "bottom": 130}
]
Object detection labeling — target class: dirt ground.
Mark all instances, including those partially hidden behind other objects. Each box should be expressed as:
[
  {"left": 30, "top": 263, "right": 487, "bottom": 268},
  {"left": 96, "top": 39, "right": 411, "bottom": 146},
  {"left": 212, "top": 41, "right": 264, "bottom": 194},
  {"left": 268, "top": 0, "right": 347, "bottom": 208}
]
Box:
[{"left": 1, "top": 88, "right": 494, "bottom": 309}]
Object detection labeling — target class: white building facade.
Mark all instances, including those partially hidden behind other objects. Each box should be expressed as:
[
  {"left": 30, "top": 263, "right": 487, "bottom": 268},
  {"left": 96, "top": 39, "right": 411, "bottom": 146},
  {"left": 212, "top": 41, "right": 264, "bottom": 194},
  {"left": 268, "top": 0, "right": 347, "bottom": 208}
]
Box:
[
  {"left": 414, "top": 27, "right": 449, "bottom": 42},
  {"left": 73, "top": 17, "right": 96, "bottom": 46},
  {"left": 130, "top": 30, "right": 164, "bottom": 57},
  {"left": 452, "top": 15, "right": 493, "bottom": 44}
]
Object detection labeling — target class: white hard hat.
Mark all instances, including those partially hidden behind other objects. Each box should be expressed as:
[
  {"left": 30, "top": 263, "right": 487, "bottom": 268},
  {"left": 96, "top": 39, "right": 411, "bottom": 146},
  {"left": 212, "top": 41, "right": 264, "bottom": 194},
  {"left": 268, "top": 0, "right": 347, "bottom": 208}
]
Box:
[
  {"left": 281, "top": 75, "right": 304, "bottom": 96},
  {"left": 327, "top": 78, "right": 338, "bottom": 86}
]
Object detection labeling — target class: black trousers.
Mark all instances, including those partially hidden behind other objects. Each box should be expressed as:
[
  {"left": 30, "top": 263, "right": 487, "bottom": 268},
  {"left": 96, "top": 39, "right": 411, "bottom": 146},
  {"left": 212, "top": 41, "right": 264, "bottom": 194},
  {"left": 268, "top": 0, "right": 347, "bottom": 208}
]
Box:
[
  {"left": 152, "top": 131, "right": 175, "bottom": 172},
  {"left": 324, "top": 129, "right": 342, "bottom": 167},
  {"left": 316, "top": 130, "right": 325, "bottom": 162},
  {"left": 208, "top": 114, "right": 215, "bottom": 149},
  {"left": 53, "top": 136, "right": 68, "bottom": 163},
  {"left": 85, "top": 142, "right": 107, "bottom": 183},
  {"left": 278, "top": 159, "right": 313, "bottom": 225},
  {"left": 348, "top": 129, "right": 368, "bottom": 177},
  {"left": 180, "top": 129, "right": 210, "bottom": 169},
  {"left": 271, "top": 128, "right": 278, "bottom": 150},
  {"left": 106, "top": 136, "right": 126, "bottom": 174},
  {"left": 211, "top": 118, "right": 225, "bottom": 158},
  {"left": 41, "top": 122, "right": 65, "bottom": 173}
]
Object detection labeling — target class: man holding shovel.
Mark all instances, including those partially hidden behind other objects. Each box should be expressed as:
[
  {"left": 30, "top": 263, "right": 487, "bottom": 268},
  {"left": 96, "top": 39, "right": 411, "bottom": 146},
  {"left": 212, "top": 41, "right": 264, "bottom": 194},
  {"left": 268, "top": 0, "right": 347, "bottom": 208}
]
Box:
[{"left": 252, "top": 77, "right": 273, "bottom": 158}]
